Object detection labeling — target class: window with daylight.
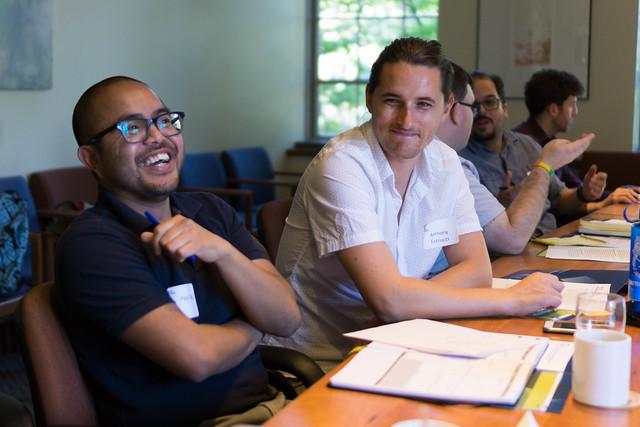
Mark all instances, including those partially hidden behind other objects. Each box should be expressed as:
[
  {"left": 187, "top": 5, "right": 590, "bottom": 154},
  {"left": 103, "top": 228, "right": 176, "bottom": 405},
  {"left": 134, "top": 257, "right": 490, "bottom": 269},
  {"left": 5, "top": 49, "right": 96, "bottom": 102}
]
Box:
[{"left": 312, "top": 0, "right": 439, "bottom": 138}]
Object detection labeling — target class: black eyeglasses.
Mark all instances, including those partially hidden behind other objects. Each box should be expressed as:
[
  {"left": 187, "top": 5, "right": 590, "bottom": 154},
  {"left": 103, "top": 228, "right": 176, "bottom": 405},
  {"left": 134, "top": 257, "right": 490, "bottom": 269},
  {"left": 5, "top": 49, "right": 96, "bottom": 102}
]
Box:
[
  {"left": 472, "top": 96, "right": 501, "bottom": 112},
  {"left": 85, "top": 111, "right": 185, "bottom": 146},
  {"left": 457, "top": 101, "right": 480, "bottom": 118}
]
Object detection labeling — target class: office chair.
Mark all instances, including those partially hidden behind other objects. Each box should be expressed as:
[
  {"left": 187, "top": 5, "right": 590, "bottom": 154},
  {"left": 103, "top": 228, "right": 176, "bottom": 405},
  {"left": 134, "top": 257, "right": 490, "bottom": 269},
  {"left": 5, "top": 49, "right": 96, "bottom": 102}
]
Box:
[
  {"left": 221, "top": 147, "right": 300, "bottom": 229},
  {"left": 256, "top": 199, "right": 293, "bottom": 263},
  {"left": 0, "top": 392, "right": 33, "bottom": 427},
  {"left": 18, "top": 282, "right": 323, "bottom": 426},
  {"left": 28, "top": 167, "right": 98, "bottom": 234},
  {"left": 179, "top": 151, "right": 254, "bottom": 230},
  {"left": 18, "top": 282, "right": 98, "bottom": 427}
]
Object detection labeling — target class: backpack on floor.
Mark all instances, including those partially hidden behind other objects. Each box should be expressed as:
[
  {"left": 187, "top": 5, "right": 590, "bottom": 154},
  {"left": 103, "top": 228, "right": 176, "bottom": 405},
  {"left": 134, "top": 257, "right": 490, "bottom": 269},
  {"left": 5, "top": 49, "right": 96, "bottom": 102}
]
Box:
[{"left": 0, "top": 191, "right": 29, "bottom": 296}]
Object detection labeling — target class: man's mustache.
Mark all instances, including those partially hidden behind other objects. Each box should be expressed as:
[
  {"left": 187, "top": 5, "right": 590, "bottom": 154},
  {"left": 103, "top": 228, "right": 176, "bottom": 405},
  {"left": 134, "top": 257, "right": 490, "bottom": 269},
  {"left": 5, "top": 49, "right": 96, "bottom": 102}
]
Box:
[{"left": 473, "top": 114, "right": 493, "bottom": 125}]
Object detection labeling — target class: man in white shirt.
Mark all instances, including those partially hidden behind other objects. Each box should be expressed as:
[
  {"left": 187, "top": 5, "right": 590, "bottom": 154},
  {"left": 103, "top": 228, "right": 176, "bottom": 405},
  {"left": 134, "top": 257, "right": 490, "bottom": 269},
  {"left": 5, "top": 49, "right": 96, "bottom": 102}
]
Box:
[
  {"left": 436, "top": 63, "right": 593, "bottom": 254},
  {"left": 265, "top": 38, "right": 563, "bottom": 371}
]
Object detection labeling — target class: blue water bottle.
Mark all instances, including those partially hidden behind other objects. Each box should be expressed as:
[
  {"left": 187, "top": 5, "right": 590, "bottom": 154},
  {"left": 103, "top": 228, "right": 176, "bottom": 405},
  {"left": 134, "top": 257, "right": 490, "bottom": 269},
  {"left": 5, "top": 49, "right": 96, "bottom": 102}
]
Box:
[
  {"left": 630, "top": 223, "right": 640, "bottom": 299},
  {"left": 625, "top": 205, "right": 640, "bottom": 326}
]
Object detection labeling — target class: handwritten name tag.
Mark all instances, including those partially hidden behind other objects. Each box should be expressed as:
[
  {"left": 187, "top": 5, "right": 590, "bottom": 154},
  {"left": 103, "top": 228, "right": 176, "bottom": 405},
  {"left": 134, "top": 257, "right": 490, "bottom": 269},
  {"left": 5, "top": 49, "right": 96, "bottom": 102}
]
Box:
[
  {"left": 423, "top": 218, "right": 459, "bottom": 249},
  {"left": 167, "top": 283, "right": 200, "bottom": 319}
]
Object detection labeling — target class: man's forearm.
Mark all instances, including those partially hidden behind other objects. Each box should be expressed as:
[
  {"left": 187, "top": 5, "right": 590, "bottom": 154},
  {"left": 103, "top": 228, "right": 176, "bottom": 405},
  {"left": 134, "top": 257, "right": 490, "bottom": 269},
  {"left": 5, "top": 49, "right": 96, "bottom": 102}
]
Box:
[
  {"left": 121, "top": 306, "right": 263, "bottom": 383},
  {"left": 504, "top": 167, "right": 549, "bottom": 238},
  {"left": 554, "top": 188, "right": 588, "bottom": 215},
  {"left": 429, "top": 256, "right": 492, "bottom": 289},
  {"left": 215, "top": 250, "right": 300, "bottom": 337},
  {"left": 484, "top": 167, "right": 550, "bottom": 254}
]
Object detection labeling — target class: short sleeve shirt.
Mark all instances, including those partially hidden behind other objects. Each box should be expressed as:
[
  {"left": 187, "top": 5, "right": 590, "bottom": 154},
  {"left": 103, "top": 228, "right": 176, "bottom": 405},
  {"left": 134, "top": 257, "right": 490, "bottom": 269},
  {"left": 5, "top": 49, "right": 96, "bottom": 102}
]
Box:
[
  {"left": 54, "top": 188, "right": 273, "bottom": 427},
  {"left": 459, "top": 129, "right": 566, "bottom": 235},
  {"left": 459, "top": 156, "right": 505, "bottom": 227},
  {"left": 264, "top": 121, "right": 481, "bottom": 369}
]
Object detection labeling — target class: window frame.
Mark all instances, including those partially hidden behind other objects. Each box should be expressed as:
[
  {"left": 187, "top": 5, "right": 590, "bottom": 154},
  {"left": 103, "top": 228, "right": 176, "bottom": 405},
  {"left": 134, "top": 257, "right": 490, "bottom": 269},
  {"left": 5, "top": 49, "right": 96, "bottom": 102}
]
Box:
[{"left": 309, "top": 0, "right": 439, "bottom": 139}]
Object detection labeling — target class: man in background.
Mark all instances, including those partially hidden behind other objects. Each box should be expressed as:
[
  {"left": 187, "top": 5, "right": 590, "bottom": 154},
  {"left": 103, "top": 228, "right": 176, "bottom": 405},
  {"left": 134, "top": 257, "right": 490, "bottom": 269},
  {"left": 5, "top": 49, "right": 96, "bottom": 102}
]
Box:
[
  {"left": 514, "top": 69, "right": 640, "bottom": 209},
  {"left": 436, "top": 63, "right": 591, "bottom": 255},
  {"left": 459, "top": 71, "right": 638, "bottom": 236}
]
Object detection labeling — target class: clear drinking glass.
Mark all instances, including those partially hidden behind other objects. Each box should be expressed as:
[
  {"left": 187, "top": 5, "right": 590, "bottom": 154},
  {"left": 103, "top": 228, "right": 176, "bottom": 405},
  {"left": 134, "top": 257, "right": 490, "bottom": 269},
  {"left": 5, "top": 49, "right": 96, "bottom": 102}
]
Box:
[{"left": 575, "top": 292, "right": 626, "bottom": 332}]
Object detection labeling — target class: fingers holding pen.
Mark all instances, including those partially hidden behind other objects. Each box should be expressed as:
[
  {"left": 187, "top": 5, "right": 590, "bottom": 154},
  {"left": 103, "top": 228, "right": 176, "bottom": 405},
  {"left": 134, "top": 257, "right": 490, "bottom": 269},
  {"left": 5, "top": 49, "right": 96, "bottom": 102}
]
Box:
[
  {"left": 510, "top": 272, "right": 564, "bottom": 315},
  {"left": 140, "top": 215, "right": 194, "bottom": 260},
  {"left": 140, "top": 214, "right": 229, "bottom": 264}
]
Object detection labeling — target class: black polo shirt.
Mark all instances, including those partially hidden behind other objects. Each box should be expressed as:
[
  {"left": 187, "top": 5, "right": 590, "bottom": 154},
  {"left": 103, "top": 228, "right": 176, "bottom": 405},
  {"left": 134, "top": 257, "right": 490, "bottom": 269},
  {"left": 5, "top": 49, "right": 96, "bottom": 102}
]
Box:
[{"left": 54, "top": 188, "right": 273, "bottom": 427}]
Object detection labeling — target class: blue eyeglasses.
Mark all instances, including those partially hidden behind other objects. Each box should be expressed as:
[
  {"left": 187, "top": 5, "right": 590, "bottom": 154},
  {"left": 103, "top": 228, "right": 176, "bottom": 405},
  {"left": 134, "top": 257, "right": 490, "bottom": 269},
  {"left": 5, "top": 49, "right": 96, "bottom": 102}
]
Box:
[{"left": 86, "top": 111, "right": 185, "bottom": 146}]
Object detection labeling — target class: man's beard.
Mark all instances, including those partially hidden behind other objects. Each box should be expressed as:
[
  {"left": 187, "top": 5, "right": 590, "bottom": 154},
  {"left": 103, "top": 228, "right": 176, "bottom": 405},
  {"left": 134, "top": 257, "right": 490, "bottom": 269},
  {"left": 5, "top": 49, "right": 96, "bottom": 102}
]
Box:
[{"left": 471, "top": 127, "right": 496, "bottom": 143}]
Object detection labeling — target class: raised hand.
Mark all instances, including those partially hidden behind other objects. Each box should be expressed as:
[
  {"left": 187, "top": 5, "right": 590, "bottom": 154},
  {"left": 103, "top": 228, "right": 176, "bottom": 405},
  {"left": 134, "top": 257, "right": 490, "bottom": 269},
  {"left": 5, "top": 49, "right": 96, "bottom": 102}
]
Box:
[
  {"left": 581, "top": 164, "right": 607, "bottom": 202},
  {"left": 539, "top": 133, "right": 594, "bottom": 170}
]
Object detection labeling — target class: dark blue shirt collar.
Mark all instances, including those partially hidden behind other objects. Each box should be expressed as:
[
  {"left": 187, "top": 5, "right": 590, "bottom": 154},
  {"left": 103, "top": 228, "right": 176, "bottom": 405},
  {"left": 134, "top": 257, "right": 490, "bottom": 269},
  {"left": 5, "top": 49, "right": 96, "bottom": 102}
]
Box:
[{"left": 94, "top": 186, "right": 204, "bottom": 235}]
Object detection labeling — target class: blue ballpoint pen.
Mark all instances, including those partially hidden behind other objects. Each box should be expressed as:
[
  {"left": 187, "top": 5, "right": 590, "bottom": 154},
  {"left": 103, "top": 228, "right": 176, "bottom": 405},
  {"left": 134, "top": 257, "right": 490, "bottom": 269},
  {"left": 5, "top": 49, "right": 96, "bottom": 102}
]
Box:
[{"left": 144, "top": 211, "right": 197, "bottom": 266}]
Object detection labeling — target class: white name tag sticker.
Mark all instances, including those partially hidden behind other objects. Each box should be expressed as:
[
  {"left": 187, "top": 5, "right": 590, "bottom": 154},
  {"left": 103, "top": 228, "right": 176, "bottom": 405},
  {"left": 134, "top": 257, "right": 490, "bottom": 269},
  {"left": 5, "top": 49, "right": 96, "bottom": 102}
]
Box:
[
  {"left": 423, "top": 218, "right": 459, "bottom": 249},
  {"left": 167, "top": 283, "right": 200, "bottom": 319}
]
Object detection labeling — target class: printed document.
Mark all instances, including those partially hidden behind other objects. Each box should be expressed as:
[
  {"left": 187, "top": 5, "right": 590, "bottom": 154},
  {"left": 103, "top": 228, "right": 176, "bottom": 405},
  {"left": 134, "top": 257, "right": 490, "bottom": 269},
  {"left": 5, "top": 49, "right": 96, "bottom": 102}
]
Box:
[
  {"left": 492, "top": 278, "right": 611, "bottom": 311},
  {"left": 330, "top": 341, "right": 546, "bottom": 405},
  {"left": 545, "top": 246, "right": 629, "bottom": 263}
]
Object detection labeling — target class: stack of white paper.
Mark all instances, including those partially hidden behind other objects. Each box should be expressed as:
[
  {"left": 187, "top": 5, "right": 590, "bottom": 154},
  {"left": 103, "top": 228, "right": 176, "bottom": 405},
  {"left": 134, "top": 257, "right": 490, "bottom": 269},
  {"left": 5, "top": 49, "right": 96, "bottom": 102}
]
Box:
[
  {"left": 330, "top": 341, "right": 541, "bottom": 405},
  {"left": 331, "top": 319, "right": 572, "bottom": 406},
  {"left": 344, "top": 318, "right": 547, "bottom": 358}
]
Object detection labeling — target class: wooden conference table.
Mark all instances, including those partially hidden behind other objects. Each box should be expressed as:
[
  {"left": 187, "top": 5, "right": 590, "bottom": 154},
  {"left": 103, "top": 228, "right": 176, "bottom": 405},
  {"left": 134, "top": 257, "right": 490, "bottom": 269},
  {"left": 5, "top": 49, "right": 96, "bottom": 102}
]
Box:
[{"left": 265, "top": 204, "right": 639, "bottom": 427}]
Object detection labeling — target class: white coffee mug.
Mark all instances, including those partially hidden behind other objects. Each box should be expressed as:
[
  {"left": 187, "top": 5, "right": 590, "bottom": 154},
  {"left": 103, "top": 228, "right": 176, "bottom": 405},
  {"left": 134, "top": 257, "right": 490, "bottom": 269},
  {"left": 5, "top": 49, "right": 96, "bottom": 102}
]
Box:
[{"left": 572, "top": 329, "right": 631, "bottom": 407}]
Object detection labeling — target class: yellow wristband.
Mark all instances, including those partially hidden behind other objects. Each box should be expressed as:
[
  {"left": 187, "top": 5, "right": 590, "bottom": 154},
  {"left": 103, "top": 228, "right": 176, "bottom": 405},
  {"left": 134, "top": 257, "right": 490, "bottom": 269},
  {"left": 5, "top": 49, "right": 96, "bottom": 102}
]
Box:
[
  {"left": 534, "top": 161, "right": 554, "bottom": 177},
  {"left": 347, "top": 345, "right": 367, "bottom": 356}
]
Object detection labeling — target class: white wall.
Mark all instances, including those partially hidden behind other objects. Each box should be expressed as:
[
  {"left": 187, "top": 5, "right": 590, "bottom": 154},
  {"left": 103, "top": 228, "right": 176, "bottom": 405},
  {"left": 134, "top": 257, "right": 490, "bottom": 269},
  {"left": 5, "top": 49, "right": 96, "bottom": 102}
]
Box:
[
  {"left": 440, "top": 0, "right": 639, "bottom": 153},
  {"left": 0, "top": 0, "right": 306, "bottom": 177},
  {"left": 2, "top": 0, "right": 637, "bottom": 180}
]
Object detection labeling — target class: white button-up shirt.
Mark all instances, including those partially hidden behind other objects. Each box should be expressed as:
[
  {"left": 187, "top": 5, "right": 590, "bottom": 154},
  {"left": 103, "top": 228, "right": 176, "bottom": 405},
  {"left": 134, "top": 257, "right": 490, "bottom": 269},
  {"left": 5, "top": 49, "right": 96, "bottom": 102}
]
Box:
[{"left": 264, "top": 121, "right": 481, "bottom": 370}]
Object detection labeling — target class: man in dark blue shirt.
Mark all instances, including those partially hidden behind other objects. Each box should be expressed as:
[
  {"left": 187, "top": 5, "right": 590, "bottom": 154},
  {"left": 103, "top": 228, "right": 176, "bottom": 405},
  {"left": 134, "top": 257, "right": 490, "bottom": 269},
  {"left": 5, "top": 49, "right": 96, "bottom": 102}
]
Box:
[{"left": 54, "top": 76, "right": 301, "bottom": 427}]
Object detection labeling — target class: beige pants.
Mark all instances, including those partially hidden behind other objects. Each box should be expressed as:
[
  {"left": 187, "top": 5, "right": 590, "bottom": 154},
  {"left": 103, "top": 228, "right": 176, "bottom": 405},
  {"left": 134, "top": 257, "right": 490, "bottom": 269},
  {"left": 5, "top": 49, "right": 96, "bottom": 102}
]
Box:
[{"left": 199, "top": 391, "right": 287, "bottom": 427}]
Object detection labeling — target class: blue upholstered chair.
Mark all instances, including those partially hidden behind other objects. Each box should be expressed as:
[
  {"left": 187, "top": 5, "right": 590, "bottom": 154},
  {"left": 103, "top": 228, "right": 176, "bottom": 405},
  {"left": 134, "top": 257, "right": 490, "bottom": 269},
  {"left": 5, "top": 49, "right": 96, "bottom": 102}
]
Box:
[
  {"left": 221, "top": 147, "right": 300, "bottom": 229},
  {"left": 179, "top": 152, "right": 254, "bottom": 230}
]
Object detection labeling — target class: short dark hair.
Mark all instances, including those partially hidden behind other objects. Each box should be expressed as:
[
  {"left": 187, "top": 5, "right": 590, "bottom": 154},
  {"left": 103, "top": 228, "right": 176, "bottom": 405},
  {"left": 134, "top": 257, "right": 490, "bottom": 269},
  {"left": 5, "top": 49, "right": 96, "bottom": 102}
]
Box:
[
  {"left": 524, "top": 69, "right": 584, "bottom": 117},
  {"left": 72, "top": 76, "right": 147, "bottom": 147},
  {"left": 470, "top": 70, "right": 505, "bottom": 101},
  {"left": 367, "top": 37, "right": 453, "bottom": 102},
  {"left": 450, "top": 62, "right": 471, "bottom": 102}
]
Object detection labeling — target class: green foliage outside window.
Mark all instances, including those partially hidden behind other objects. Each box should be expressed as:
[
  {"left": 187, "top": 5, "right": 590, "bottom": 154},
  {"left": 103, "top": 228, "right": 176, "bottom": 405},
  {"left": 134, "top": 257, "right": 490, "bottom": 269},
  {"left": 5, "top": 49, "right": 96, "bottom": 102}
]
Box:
[{"left": 315, "top": 0, "right": 439, "bottom": 137}]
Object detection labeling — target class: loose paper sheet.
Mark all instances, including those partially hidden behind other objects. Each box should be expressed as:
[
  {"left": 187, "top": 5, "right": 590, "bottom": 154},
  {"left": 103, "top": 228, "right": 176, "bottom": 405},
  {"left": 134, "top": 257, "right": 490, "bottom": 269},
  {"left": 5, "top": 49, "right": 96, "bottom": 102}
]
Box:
[
  {"left": 533, "top": 235, "right": 629, "bottom": 248},
  {"left": 344, "top": 319, "right": 547, "bottom": 358},
  {"left": 535, "top": 340, "right": 574, "bottom": 372},
  {"left": 545, "top": 246, "right": 629, "bottom": 263},
  {"left": 492, "top": 278, "right": 610, "bottom": 311}
]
